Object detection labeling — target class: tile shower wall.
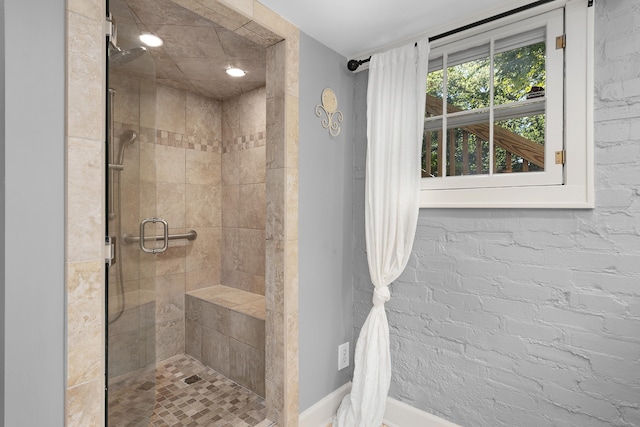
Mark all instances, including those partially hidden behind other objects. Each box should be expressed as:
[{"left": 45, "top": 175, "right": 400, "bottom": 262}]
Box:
[
  {"left": 108, "top": 77, "right": 223, "bottom": 371},
  {"left": 221, "top": 87, "right": 267, "bottom": 295},
  {"left": 153, "top": 84, "right": 223, "bottom": 362}
]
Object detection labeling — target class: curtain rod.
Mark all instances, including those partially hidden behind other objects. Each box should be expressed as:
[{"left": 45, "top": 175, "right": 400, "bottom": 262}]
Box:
[{"left": 347, "top": 0, "right": 590, "bottom": 71}]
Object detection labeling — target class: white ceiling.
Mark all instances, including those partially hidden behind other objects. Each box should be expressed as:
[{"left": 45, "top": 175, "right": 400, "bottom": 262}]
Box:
[{"left": 257, "top": 0, "right": 537, "bottom": 59}]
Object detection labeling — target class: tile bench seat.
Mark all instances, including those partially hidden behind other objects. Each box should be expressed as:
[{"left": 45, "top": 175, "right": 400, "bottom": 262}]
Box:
[{"left": 185, "top": 285, "right": 265, "bottom": 396}]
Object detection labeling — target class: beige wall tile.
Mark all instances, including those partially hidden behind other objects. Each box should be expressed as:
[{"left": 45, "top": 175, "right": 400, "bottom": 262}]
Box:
[
  {"left": 265, "top": 309, "right": 284, "bottom": 381},
  {"left": 155, "top": 273, "right": 186, "bottom": 323},
  {"left": 139, "top": 141, "right": 157, "bottom": 183},
  {"left": 222, "top": 150, "right": 241, "bottom": 186},
  {"left": 201, "top": 302, "right": 231, "bottom": 334},
  {"left": 253, "top": 1, "right": 297, "bottom": 39},
  {"left": 284, "top": 240, "right": 298, "bottom": 310},
  {"left": 108, "top": 298, "right": 140, "bottom": 335},
  {"left": 67, "top": 11, "right": 104, "bottom": 141},
  {"left": 185, "top": 318, "right": 203, "bottom": 360},
  {"left": 186, "top": 269, "right": 219, "bottom": 291},
  {"left": 285, "top": 95, "right": 299, "bottom": 169},
  {"left": 156, "top": 245, "right": 187, "bottom": 276},
  {"left": 186, "top": 91, "right": 221, "bottom": 140},
  {"left": 67, "top": 138, "right": 104, "bottom": 262},
  {"left": 139, "top": 245, "right": 157, "bottom": 280},
  {"left": 139, "top": 181, "right": 158, "bottom": 224},
  {"left": 156, "top": 144, "right": 186, "bottom": 184},
  {"left": 66, "top": 379, "right": 104, "bottom": 427},
  {"left": 67, "top": 261, "right": 104, "bottom": 388},
  {"left": 186, "top": 150, "right": 221, "bottom": 186},
  {"left": 285, "top": 35, "right": 300, "bottom": 98},
  {"left": 222, "top": 86, "right": 266, "bottom": 141},
  {"left": 186, "top": 226, "right": 221, "bottom": 273},
  {"left": 266, "top": 168, "right": 285, "bottom": 241},
  {"left": 171, "top": 0, "right": 251, "bottom": 33},
  {"left": 186, "top": 184, "right": 221, "bottom": 228},
  {"left": 222, "top": 184, "right": 240, "bottom": 228},
  {"left": 238, "top": 183, "right": 266, "bottom": 230},
  {"left": 222, "top": 269, "right": 265, "bottom": 295},
  {"left": 236, "top": 20, "right": 283, "bottom": 48},
  {"left": 68, "top": 0, "right": 103, "bottom": 21},
  {"left": 266, "top": 42, "right": 285, "bottom": 100},
  {"left": 117, "top": 131, "right": 141, "bottom": 184},
  {"left": 118, "top": 179, "right": 141, "bottom": 233},
  {"left": 110, "top": 72, "right": 140, "bottom": 127},
  {"left": 266, "top": 378, "right": 283, "bottom": 424},
  {"left": 202, "top": 326, "right": 230, "bottom": 376},
  {"left": 285, "top": 168, "right": 298, "bottom": 241},
  {"left": 237, "top": 228, "right": 265, "bottom": 276},
  {"left": 156, "top": 84, "right": 186, "bottom": 134},
  {"left": 140, "top": 79, "right": 158, "bottom": 130},
  {"left": 265, "top": 239, "right": 284, "bottom": 311},
  {"left": 266, "top": 95, "right": 286, "bottom": 170},
  {"left": 229, "top": 310, "right": 265, "bottom": 349},
  {"left": 217, "top": 0, "right": 254, "bottom": 21},
  {"left": 156, "top": 182, "right": 186, "bottom": 229},
  {"left": 108, "top": 329, "right": 143, "bottom": 377},
  {"left": 156, "top": 318, "right": 185, "bottom": 361},
  {"left": 240, "top": 145, "right": 266, "bottom": 184},
  {"left": 229, "top": 338, "right": 265, "bottom": 396},
  {"left": 222, "top": 227, "right": 238, "bottom": 274}
]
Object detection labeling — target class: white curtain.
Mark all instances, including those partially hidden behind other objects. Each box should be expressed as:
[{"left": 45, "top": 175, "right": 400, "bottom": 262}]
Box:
[{"left": 334, "top": 39, "right": 429, "bottom": 427}]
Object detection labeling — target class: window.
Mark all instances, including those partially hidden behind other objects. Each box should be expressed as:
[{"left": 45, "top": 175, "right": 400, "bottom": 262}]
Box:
[{"left": 420, "top": 0, "right": 594, "bottom": 208}]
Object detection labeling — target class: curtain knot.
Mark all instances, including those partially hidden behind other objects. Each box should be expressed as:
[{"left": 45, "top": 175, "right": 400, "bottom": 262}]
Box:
[{"left": 373, "top": 285, "right": 391, "bottom": 306}]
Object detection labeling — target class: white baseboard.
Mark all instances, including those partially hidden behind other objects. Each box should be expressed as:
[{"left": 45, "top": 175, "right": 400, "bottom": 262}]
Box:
[
  {"left": 299, "top": 383, "right": 352, "bottom": 427},
  {"left": 299, "top": 383, "right": 462, "bottom": 427},
  {"left": 383, "top": 397, "right": 463, "bottom": 427}
]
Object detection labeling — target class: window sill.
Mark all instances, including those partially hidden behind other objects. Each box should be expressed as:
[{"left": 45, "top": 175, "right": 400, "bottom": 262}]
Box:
[{"left": 419, "top": 183, "right": 594, "bottom": 209}]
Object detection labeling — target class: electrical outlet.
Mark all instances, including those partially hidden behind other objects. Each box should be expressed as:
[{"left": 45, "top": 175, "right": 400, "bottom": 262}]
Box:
[{"left": 338, "top": 342, "right": 349, "bottom": 370}]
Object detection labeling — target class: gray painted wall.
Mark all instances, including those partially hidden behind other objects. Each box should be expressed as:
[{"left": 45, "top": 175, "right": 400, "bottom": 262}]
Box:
[
  {"left": 0, "top": 0, "right": 5, "bottom": 423},
  {"left": 299, "top": 32, "right": 355, "bottom": 412},
  {"left": 352, "top": 2, "right": 640, "bottom": 426},
  {"left": 2, "top": 0, "right": 66, "bottom": 425}
]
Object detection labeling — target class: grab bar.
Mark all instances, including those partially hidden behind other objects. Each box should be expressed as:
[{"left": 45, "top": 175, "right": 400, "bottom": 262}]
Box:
[{"left": 123, "top": 229, "right": 198, "bottom": 245}]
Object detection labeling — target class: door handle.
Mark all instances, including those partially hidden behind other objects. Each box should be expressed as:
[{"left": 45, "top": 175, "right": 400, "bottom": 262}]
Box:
[{"left": 139, "top": 218, "right": 169, "bottom": 254}]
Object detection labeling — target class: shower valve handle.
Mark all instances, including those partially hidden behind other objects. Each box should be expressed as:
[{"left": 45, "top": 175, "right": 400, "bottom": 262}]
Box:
[{"left": 139, "top": 218, "right": 169, "bottom": 254}]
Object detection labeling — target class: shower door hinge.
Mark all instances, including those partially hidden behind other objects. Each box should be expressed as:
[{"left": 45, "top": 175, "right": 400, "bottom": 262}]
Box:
[
  {"left": 105, "top": 13, "right": 117, "bottom": 46},
  {"left": 105, "top": 236, "right": 115, "bottom": 267}
]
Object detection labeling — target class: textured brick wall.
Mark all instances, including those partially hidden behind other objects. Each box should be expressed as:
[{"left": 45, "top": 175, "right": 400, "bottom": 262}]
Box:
[{"left": 352, "top": 2, "right": 640, "bottom": 426}]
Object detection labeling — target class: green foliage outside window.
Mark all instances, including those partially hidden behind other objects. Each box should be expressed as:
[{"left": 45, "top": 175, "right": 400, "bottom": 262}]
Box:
[{"left": 423, "top": 42, "right": 546, "bottom": 177}]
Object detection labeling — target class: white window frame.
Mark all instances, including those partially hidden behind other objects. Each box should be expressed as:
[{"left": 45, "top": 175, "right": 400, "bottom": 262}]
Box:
[{"left": 420, "top": 0, "right": 594, "bottom": 209}]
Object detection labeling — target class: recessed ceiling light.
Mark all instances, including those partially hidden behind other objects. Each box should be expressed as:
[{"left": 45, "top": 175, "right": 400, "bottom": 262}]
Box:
[
  {"left": 226, "top": 67, "right": 246, "bottom": 77},
  {"left": 139, "top": 33, "right": 163, "bottom": 47}
]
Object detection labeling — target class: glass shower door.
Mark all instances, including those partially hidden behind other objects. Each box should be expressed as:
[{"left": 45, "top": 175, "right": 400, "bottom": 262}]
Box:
[{"left": 106, "top": 2, "right": 158, "bottom": 424}]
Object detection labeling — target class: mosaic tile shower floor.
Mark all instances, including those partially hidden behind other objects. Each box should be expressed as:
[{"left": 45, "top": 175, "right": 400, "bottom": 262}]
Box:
[{"left": 108, "top": 354, "right": 270, "bottom": 427}]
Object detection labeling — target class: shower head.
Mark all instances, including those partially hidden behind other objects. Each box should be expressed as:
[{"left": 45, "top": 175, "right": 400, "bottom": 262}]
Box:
[
  {"left": 116, "top": 130, "right": 137, "bottom": 166},
  {"left": 109, "top": 46, "right": 148, "bottom": 67}
]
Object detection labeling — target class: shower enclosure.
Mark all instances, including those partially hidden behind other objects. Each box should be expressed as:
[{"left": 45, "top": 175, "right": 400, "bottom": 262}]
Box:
[
  {"left": 106, "top": 5, "right": 159, "bottom": 424},
  {"left": 103, "top": 0, "right": 281, "bottom": 424}
]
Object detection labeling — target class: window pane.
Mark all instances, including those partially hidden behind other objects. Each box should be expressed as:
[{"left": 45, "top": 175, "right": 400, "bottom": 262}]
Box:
[
  {"left": 426, "top": 69, "right": 443, "bottom": 118},
  {"left": 446, "top": 117, "right": 491, "bottom": 177},
  {"left": 446, "top": 44, "right": 490, "bottom": 111},
  {"left": 494, "top": 41, "right": 546, "bottom": 105},
  {"left": 494, "top": 113, "right": 545, "bottom": 173},
  {"left": 422, "top": 129, "right": 441, "bottom": 177}
]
